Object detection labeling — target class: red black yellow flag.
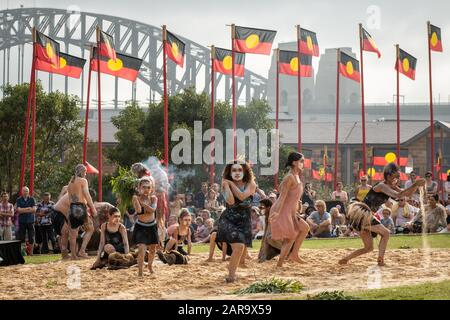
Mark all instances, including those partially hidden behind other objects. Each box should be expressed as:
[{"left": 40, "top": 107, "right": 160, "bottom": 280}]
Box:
[
  {"left": 298, "top": 28, "right": 319, "bottom": 57},
  {"left": 35, "top": 52, "right": 86, "bottom": 78},
  {"left": 368, "top": 166, "right": 408, "bottom": 181},
  {"left": 312, "top": 162, "right": 332, "bottom": 182},
  {"left": 396, "top": 48, "right": 417, "bottom": 80},
  {"left": 34, "top": 30, "right": 60, "bottom": 69},
  {"left": 213, "top": 47, "right": 245, "bottom": 77},
  {"left": 372, "top": 149, "right": 408, "bottom": 167},
  {"left": 361, "top": 27, "right": 381, "bottom": 58},
  {"left": 97, "top": 30, "right": 117, "bottom": 61},
  {"left": 429, "top": 23, "right": 443, "bottom": 52},
  {"left": 91, "top": 47, "right": 142, "bottom": 82},
  {"left": 278, "top": 50, "right": 313, "bottom": 77},
  {"left": 165, "top": 30, "right": 185, "bottom": 68},
  {"left": 339, "top": 51, "right": 360, "bottom": 83},
  {"left": 233, "top": 26, "right": 277, "bottom": 55}
]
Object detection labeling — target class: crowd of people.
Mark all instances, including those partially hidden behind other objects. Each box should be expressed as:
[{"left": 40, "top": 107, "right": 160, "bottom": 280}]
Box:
[{"left": 1, "top": 158, "right": 450, "bottom": 281}]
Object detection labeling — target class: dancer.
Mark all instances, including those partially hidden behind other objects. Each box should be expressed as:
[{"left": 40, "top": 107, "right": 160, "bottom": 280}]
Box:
[
  {"left": 269, "top": 152, "right": 310, "bottom": 268},
  {"left": 216, "top": 160, "right": 256, "bottom": 282},
  {"left": 132, "top": 176, "right": 159, "bottom": 276},
  {"left": 67, "top": 164, "right": 97, "bottom": 260},
  {"left": 340, "top": 163, "right": 426, "bottom": 266},
  {"left": 164, "top": 208, "right": 192, "bottom": 256}
]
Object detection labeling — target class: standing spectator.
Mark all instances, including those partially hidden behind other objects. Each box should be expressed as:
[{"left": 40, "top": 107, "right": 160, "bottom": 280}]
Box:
[
  {"left": 425, "top": 171, "right": 438, "bottom": 198},
  {"left": 404, "top": 171, "right": 420, "bottom": 203},
  {"left": 380, "top": 208, "right": 395, "bottom": 234},
  {"left": 195, "top": 182, "right": 209, "bottom": 209},
  {"left": 211, "top": 183, "right": 225, "bottom": 207},
  {"left": 331, "top": 182, "right": 349, "bottom": 204},
  {"left": 444, "top": 175, "right": 450, "bottom": 203},
  {"left": 354, "top": 176, "right": 372, "bottom": 202},
  {"left": 15, "top": 186, "right": 37, "bottom": 255},
  {"left": 0, "top": 192, "right": 14, "bottom": 241},
  {"left": 307, "top": 200, "right": 332, "bottom": 238},
  {"left": 392, "top": 197, "right": 418, "bottom": 233},
  {"left": 36, "top": 192, "right": 56, "bottom": 254},
  {"left": 185, "top": 193, "right": 195, "bottom": 208}
]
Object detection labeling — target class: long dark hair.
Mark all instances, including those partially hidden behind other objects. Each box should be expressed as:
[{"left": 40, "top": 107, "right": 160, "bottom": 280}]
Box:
[
  {"left": 383, "top": 163, "right": 400, "bottom": 181},
  {"left": 222, "top": 160, "right": 255, "bottom": 183}
]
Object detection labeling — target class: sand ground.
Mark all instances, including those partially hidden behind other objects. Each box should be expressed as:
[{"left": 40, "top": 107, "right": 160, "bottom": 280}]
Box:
[{"left": 1, "top": 248, "right": 449, "bottom": 300}]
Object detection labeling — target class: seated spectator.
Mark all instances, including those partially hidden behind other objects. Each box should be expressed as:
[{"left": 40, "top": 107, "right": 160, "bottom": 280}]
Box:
[
  {"left": 251, "top": 206, "right": 264, "bottom": 239},
  {"left": 204, "top": 189, "right": 220, "bottom": 219},
  {"left": 92, "top": 207, "right": 129, "bottom": 269},
  {"left": 374, "top": 199, "right": 393, "bottom": 221},
  {"left": 392, "top": 197, "right": 418, "bottom": 233},
  {"left": 268, "top": 192, "right": 277, "bottom": 203},
  {"left": 330, "top": 207, "right": 345, "bottom": 237},
  {"left": 36, "top": 192, "right": 56, "bottom": 254},
  {"left": 439, "top": 201, "right": 450, "bottom": 234},
  {"left": 424, "top": 195, "right": 447, "bottom": 233},
  {"left": 307, "top": 200, "right": 332, "bottom": 238},
  {"left": 211, "top": 183, "right": 225, "bottom": 207},
  {"left": 199, "top": 209, "right": 211, "bottom": 223},
  {"left": 0, "top": 192, "right": 14, "bottom": 241},
  {"left": 164, "top": 209, "right": 192, "bottom": 255},
  {"left": 380, "top": 208, "right": 395, "bottom": 234},
  {"left": 331, "top": 182, "right": 348, "bottom": 203},
  {"left": 185, "top": 193, "right": 195, "bottom": 208},
  {"left": 195, "top": 218, "right": 214, "bottom": 243},
  {"left": 404, "top": 171, "right": 420, "bottom": 203},
  {"left": 169, "top": 193, "right": 184, "bottom": 217}
]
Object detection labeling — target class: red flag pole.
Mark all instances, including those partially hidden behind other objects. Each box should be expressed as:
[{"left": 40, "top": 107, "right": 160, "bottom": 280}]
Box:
[
  {"left": 275, "top": 48, "right": 280, "bottom": 190},
  {"left": 440, "top": 127, "right": 444, "bottom": 201},
  {"left": 296, "top": 25, "right": 302, "bottom": 152},
  {"left": 19, "top": 28, "right": 36, "bottom": 195},
  {"left": 396, "top": 44, "right": 401, "bottom": 166},
  {"left": 359, "top": 24, "right": 367, "bottom": 175},
  {"left": 162, "top": 25, "right": 169, "bottom": 172},
  {"left": 96, "top": 27, "right": 103, "bottom": 201},
  {"left": 29, "top": 28, "right": 38, "bottom": 196},
  {"left": 231, "top": 24, "right": 237, "bottom": 159},
  {"left": 334, "top": 49, "right": 341, "bottom": 190},
  {"left": 427, "top": 21, "right": 435, "bottom": 178},
  {"left": 82, "top": 47, "right": 93, "bottom": 164},
  {"left": 210, "top": 46, "right": 215, "bottom": 185}
]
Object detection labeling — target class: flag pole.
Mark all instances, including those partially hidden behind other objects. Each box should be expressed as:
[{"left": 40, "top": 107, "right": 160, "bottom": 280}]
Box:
[
  {"left": 396, "top": 44, "right": 401, "bottom": 166},
  {"left": 19, "top": 27, "right": 36, "bottom": 195},
  {"left": 96, "top": 27, "right": 103, "bottom": 201},
  {"left": 359, "top": 23, "right": 367, "bottom": 175},
  {"left": 29, "top": 28, "right": 38, "bottom": 196},
  {"left": 210, "top": 46, "right": 215, "bottom": 185},
  {"left": 162, "top": 25, "right": 169, "bottom": 172},
  {"left": 231, "top": 24, "right": 237, "bottom": 159},
  {"left": 440, "top": 127, "right": 444, "bottom": 201},
  {"left": 83, "top": 46, "right": 93, "bottom": 165},
  {"left": 427, "top": 21, "right": 435, "bottom": 178},
  {"left": 296, "top": 25, "right": 302, "bottom": 152},
  {"left": 275, "top": 48, "right": 280, "bottom": 190},
  {"left": 334, "top": 48, "right": 341, "bottom": 190}
]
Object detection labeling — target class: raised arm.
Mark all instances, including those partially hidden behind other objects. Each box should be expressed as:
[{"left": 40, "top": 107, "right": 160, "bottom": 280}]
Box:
[
  {"left": 132, "top": 195, "right": 142, "bottom": 214},
  {"left": 222, "top": 181, "right": 235, "bottom": 205},
  {"left": 374, "top": 178, "right": 425, "bottom": 199},
  {"left": 227, "top": 180, "right": 257, "bottom": 202}
]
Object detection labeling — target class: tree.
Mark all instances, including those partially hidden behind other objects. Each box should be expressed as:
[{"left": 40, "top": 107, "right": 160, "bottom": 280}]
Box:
[{"left": 0, "top": 82, "right": 83, "bottom": 198}]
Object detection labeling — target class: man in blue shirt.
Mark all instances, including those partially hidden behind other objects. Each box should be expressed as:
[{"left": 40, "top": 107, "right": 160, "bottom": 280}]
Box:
[
  {"left": 15, "top": 186, "right": 37, "bottom": 254},
  {"left": 306, "top": 200, "right": 332, "bottom": 238}
]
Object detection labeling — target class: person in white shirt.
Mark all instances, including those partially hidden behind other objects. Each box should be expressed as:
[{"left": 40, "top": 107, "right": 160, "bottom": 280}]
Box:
[{"left": 392, "top": 197, "right": 418, "bottom": 233}]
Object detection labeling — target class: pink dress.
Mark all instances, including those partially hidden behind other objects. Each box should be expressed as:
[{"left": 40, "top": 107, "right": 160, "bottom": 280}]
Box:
[{"left": 269, "top": 174, "right": 303, "bottom": 241}]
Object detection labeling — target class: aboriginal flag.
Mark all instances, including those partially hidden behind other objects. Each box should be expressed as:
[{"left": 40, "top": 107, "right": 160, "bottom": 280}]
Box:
[
  {"left": 34, "top": 30, "right": 60, "bottom": 69},
  {"left": 35, "top": 52, "right": 86, "bottom": 78},
  {"left": 372, "top": 149, "right": 408, "bottom": 167},
  {"left": 429, "top": 24, "right": 443, "bottom": 52},
  {"left": 368, "top": 166, "right": 408, "bottom": 181},
  {"left": 312, "top": 162, "right": 332, "bottom": 182},
  {"left": 91, "top": 47, "right": 142, "bottom": 82},
  {"left": 233, "top": 26, "right": 277, "bottom": 55},
  {"left": 213, "top": 47, "right": 245, "bottom": 77},
  {"left": 278, "top": 50, "right": 313, "bottom": 77},
  {"left": 302, "top": 149, "right": 312, "bottom": 169},
  {"left": 298, "top": 28, "right": 319, "bottom": 57},
  {"left": 396, "top": 48, "right": 417, "bottom": 80},
  {"left": 339, "top": 51, "right": 360, "bottom": 83},
  {"left": 165, "top": 31, "right": 185, "bottom": 68},
  {"left": 98, "top": 30, "right": 117, "bottom": 61},
  {"left": 361, "top": 27, "right": 381, "bottom": 58}
]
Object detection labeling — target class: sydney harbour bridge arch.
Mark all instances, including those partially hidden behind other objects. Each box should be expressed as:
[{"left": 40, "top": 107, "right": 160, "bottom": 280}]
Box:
[{"left": 0, "top": 7, "right": 268, "bottom": 108}]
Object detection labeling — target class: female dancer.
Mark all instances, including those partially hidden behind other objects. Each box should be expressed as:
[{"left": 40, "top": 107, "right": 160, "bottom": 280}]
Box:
[
  {"left": 164, "top": 208, "right": 192, "bottom": 256},
  {"left": 132, "top": 177, "right": 159, "bottom": 276},
  {"left": 216, "top": 160, "right": 256, "bottom": 282},
  {"left": 269, "top": 152, "right": 310, "bottom": 268},
  {"left": 340, "top": 163, "right": 426, "bottom": 266}
]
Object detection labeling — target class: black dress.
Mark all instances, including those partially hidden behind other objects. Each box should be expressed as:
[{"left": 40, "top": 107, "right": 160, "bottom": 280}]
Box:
[{"left": 216, "top": 188, "right": 253, "bottom": 247}]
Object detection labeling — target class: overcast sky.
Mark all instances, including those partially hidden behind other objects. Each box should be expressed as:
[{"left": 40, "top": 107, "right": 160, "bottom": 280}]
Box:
[{"left": 3, "top": 0, "right": 450, "bottom": 103}]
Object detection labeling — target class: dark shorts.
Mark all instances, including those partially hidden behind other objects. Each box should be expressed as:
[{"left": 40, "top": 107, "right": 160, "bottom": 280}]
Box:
[
  {"left": 51, "top": 209, "right": 68, "bottom": 236},
  {"left": 69, "top": 203, "right": 87, "bottom": 229},
  {"left": 132, "top": 220, "right": 159, "bottom": 245}
]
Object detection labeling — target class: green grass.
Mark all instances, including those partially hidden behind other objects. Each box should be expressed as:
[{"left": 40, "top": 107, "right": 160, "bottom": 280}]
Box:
[
  {"left": 352, "top": 280, "right": 450, "bottom": 300},
  {"left": 24, "top": 254, "right": 61, "bottom": 264}
]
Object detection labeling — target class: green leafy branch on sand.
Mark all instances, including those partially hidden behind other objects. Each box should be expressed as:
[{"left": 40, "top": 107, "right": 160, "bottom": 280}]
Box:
[
  {"left": 307, "top": 291, "right": 359, "bottom": 300},
  {"left": 233, "top": 278, "right": 304, "bottom": 295},
  {"left": 110, "top": 167, "right": 138, "bottom": 214}
]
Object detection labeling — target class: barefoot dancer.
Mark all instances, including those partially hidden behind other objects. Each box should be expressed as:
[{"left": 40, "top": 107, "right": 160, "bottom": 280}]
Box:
[
  {"left": 164, "top": 208, "right": 192, "bottom": 256},
  {"left": 132, "top": 177, "right": 159, "bottom": 276},
  {"left": 67, "top": 164, "right": 97, "bottom": 260},
  {"left": 269, "top": 152, "right": 310, "bottom": 268},
  {"left": 216, "top": 161, "right": 256, "bottom": 282},
  {"left": 340, "top": 163, "right": 426, "bottom": 266}
]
